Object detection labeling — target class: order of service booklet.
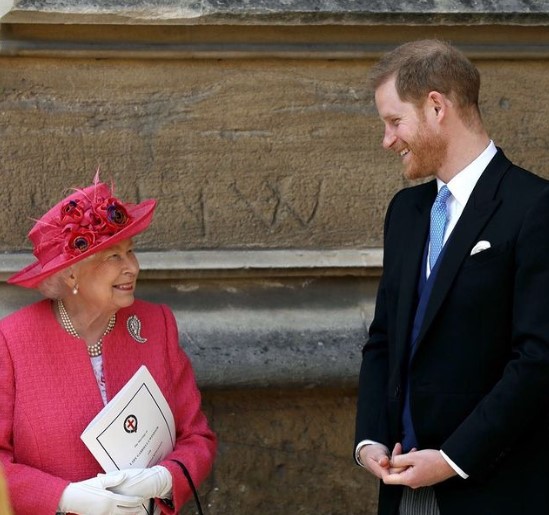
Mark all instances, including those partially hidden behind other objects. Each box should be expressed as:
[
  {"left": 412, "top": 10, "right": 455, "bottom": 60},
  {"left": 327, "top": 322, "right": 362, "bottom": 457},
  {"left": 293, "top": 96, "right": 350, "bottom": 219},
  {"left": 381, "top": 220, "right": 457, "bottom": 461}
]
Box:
[
  {"left": 81, "top": 365, "right": 176, "bottom": 514},
  {"left": 81, "top": 365, "right": 175, "bottom": 471}
]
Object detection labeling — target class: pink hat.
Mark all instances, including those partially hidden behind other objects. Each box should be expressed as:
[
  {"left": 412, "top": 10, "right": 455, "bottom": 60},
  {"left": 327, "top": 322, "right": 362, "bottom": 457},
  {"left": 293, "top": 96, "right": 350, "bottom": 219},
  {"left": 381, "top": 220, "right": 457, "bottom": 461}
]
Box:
[{"left": 8, "top": 173, "right": 156, "bottom": 289}]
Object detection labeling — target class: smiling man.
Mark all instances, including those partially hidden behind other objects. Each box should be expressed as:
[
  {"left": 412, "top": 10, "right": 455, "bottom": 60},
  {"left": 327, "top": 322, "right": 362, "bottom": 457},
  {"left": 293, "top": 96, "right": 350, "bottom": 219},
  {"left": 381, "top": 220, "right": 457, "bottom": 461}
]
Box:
[{"left": 354, "top": 40, "right": 549, "bottom": 515}]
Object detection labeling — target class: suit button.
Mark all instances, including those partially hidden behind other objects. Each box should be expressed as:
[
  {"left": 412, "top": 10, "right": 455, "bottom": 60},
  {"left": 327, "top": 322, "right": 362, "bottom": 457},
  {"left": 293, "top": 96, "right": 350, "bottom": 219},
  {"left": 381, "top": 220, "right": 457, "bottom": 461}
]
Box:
[{"left": 394, "top": 386, "right": 401, "bottom": 398}]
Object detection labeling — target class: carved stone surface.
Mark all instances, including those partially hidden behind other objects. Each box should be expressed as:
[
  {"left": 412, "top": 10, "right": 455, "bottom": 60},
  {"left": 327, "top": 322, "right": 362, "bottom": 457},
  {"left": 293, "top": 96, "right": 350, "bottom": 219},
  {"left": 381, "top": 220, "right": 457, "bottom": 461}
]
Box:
[
  {"left": 0, "top": 57, "right": 400, "bottom": 251},
  {"left": 1, "top": 57, "right": 548, "bottom": 251},
  {"left": 0, "top": 272, "right": 375, "bottom": 388},
  {"left": 200, "top": 388, "right": 378, "bottom": 515},
  {"left": 1, "top": 0, "right": 548, "bottom": 25}
]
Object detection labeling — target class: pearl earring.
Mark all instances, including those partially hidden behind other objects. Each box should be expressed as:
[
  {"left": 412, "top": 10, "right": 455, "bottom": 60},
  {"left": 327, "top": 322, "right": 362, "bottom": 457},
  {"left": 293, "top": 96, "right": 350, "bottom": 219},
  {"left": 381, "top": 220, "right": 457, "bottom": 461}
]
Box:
[{"left": 72, "top": 284, "right": 79, "bottom": 295}]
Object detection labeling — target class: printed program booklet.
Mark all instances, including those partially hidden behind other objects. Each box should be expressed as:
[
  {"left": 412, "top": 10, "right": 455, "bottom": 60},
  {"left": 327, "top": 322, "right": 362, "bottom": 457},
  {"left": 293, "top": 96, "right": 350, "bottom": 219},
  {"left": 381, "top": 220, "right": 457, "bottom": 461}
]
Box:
[
  {"left": 81, "top": 365, "right": 175, "bottom": 470},
  {"left": 81, "top": 365, "right": 175, "bottom": 514}
]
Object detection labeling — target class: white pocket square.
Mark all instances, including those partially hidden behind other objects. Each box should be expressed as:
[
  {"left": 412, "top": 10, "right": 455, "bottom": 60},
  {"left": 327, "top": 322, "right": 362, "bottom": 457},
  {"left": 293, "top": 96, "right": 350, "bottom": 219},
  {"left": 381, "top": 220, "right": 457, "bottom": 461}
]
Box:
[{"left": 470, "top": 240, "right": 491, "bottom": 256}]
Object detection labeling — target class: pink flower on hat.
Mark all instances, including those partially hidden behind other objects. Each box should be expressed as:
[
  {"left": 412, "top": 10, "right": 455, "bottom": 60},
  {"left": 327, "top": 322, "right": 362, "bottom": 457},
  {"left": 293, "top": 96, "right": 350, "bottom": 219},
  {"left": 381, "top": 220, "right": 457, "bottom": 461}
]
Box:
[
  {"left": 95, "top": 198, "right": 131, "bottom": 232},
  {"left": 8, "top": 171, "right": 157, "bottom": 289},
  {"left": 59, "top": 199, "right": 85, "bottom": 226},
  {"left": 65, "top": 228, "right": 97, "bottom": 256},
  {"left": 58, "top": 190, "right": 132, "bottom": 257}
]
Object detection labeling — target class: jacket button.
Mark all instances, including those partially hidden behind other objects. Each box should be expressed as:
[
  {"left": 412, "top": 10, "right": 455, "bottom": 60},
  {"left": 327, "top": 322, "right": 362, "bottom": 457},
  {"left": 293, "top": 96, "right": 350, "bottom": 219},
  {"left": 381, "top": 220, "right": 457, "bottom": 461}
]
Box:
[{"left": 394, "top": 386, "right": 401, "bottom": 397}]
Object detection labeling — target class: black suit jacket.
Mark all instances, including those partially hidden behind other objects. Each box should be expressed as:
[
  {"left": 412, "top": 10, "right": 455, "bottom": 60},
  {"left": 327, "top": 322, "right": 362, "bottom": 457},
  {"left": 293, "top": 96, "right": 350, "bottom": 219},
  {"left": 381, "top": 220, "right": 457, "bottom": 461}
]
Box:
[{"left": 355, "top": 150, "right": 549, "bottom": 515}]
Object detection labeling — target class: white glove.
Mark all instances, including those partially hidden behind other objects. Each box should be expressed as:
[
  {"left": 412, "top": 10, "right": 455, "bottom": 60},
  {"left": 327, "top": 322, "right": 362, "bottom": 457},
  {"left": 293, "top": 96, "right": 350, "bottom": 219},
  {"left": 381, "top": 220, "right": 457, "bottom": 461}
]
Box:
[
  {"left": 105, "top": 466, "right": 172, "bottom": 500},
  {"left": 58, "top": 472, "right": 145, "bottom": 515}
]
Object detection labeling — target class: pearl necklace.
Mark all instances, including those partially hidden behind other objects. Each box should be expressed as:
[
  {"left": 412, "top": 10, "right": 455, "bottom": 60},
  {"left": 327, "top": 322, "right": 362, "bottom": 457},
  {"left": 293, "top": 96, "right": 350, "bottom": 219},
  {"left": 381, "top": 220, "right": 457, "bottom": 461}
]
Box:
[{"left": 57, "top": 300, "right": 116, "bottom": 357}]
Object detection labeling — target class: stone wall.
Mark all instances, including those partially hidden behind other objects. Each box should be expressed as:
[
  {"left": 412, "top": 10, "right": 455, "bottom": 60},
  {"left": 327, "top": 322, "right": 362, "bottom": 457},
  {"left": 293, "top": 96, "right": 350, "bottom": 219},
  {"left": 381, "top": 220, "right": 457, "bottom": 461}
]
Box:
[
  {"left": 1, "top": 2, "right": 548, "bottom": 513},
  {"left": 1, "top": 54, "right": 548, "bottom": 251}
]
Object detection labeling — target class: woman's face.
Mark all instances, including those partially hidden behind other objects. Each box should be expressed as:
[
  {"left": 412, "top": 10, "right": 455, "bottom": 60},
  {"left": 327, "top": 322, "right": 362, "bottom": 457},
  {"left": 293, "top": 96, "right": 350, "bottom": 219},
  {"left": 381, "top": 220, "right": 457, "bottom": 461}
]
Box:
[{"left": 71, "top": 238, "right": 140, "bottom": 315}]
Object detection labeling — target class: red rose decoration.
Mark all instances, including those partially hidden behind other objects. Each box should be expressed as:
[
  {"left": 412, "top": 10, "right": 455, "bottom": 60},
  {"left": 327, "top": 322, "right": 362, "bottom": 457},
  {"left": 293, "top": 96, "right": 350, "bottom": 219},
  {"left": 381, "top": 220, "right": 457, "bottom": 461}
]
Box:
[
  {"left": 59, "top": 199, "right": 85, "bottom": 226},
  {"left": 88, "top": 211, "right": 111, "bottom": 235},
  {"left": 107, "top": 201, "right": 130, "bottom": 226},
  {"left": 65, "top": 228, "right": 97, "bottom": 256},
  {"left": 95, "top": 198, "right": 131, "bottom": 231},
  {"left": 57, "top": 188, "right": 133, "bottom": 258}
]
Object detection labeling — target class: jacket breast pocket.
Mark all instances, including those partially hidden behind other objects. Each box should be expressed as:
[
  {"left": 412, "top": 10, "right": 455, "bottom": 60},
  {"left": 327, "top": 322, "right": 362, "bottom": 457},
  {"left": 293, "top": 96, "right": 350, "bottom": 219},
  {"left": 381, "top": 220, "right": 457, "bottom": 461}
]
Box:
[{"left": 462, "top": 240, "right": 512, "bottom": 269}]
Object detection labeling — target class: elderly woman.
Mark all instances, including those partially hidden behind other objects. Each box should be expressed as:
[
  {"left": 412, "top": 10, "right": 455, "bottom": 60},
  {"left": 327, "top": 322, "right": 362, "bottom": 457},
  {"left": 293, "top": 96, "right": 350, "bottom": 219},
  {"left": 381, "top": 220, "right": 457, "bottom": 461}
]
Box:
[{"left": 0, "top": 175, "right": 216, "bottom": 515}]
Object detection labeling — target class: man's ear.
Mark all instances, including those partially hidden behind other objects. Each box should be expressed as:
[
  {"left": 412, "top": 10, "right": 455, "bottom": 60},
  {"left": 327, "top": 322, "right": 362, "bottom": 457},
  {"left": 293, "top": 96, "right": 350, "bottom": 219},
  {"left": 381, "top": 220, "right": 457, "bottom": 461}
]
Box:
[{"left": 427, "top": 91, "right": 447, "bottom": 121}]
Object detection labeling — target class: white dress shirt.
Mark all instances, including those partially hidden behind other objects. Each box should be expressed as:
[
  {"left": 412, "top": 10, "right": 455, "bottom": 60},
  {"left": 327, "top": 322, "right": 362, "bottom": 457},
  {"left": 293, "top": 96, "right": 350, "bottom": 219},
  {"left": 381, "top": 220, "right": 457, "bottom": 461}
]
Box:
[
  {"left": 356, "top": 141, "right": 498, "bottom": 479},
  {"left": 427, "top": 141, "right": 498, "bottom": 277}
]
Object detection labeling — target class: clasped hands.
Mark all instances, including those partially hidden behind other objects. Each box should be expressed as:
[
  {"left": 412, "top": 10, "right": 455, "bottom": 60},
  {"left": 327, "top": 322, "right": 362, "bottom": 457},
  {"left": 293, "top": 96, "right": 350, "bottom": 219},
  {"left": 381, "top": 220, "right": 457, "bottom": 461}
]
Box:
[
  {"left": 359, "top": 443, "right": 456, "bottom": 489},
  {"left": 58, "top": 465, "right": 172, "bottom": 515}
]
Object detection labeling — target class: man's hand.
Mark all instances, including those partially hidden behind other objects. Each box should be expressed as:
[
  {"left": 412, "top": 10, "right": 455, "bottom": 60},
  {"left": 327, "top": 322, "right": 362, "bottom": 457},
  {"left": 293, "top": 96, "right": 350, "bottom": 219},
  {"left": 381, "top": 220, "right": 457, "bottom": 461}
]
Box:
[
  {"left": 383, "top": 449, "right": 457, "bottom": 488},
  {"left": 359, "top": 443, "right": 392, "bottom": 480},
  {"left": 388, "top": 442, "right": 416, "bottom": 474}
]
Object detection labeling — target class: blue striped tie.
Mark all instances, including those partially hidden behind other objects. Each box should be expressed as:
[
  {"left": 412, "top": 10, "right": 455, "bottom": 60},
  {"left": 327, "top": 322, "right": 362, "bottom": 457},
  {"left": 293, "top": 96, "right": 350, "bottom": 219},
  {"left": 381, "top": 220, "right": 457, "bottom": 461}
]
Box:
[{"left": 429, "top": 185, "right": 451, "bottom": 271}]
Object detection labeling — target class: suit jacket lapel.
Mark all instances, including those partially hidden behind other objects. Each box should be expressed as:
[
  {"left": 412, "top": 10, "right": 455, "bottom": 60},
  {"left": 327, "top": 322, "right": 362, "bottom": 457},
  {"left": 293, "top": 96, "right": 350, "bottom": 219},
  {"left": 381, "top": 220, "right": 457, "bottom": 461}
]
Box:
[
  {"left": 394, "top": 182, "right": 435, "bottom": 364},
  {"left": 414, "top": 150, "right": 511, "bottom": 350}
]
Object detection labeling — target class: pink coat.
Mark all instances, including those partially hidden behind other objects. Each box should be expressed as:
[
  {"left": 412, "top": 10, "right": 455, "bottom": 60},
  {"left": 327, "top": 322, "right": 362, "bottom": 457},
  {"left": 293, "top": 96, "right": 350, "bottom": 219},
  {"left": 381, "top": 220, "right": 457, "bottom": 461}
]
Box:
[{"left": 0, "top": 299, "right": 216, "bottom": 514}]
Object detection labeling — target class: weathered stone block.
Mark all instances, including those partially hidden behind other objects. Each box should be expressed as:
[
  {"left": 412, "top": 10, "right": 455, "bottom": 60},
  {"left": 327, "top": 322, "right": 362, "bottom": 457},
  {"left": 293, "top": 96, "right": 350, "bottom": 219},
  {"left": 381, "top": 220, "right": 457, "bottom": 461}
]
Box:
[
  {"left": 1, "top": 58, "right": 547, "bottom": 252},
  {"left": 199, "top": 388, "right": 378, "bottom": 515},
  {"left": 2, "top": 1, "right": 548, "bottom": 25}
]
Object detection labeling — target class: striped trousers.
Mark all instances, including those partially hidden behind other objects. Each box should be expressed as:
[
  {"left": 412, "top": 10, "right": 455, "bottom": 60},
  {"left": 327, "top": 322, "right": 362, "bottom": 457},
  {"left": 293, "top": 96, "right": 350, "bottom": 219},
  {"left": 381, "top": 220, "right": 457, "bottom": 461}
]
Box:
[{"left": 399, "top": 486, "right": 440, "bottom": 515}]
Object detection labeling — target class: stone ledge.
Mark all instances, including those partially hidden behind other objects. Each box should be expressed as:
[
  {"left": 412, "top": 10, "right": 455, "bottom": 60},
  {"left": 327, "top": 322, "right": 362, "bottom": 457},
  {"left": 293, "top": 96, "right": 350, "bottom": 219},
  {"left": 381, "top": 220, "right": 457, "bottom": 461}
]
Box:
[
  {"left": 1, "top": 0, "right": 548, "bottom": 26},
  {"left": 0, "top": 271, "right": 376, "bottom": 389},
  {"left": 0, "top": 249, "right": 384, "bottom": 281},
  {"left": 1, "top": 38, "right": 548, "bottom": 60}
]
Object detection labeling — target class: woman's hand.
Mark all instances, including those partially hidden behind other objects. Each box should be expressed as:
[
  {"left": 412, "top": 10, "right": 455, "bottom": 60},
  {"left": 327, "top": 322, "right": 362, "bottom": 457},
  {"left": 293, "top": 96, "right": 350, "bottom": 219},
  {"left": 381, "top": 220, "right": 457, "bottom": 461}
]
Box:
[
  {"left": 58, "top": 472, "right": 145, "bottom": 515},
  {"left": 103, "top": 465, "right": 172, "bottom": 500}
]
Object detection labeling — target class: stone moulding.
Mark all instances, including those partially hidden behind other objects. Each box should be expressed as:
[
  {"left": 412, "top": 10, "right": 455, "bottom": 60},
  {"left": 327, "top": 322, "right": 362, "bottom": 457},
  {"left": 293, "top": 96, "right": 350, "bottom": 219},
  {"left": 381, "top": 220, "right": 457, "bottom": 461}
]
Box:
[
  {"left": 0, "top": 249, "right": 384, "bottom": 282},
  {"left": 1, "top": 39, "right": 548, "bottom": 60},
  {"left": 0, "top": 249, "right": 380, "bottom": 388},
  {"left": 1, "top": 0, "right": 548, "bottom": 26}
]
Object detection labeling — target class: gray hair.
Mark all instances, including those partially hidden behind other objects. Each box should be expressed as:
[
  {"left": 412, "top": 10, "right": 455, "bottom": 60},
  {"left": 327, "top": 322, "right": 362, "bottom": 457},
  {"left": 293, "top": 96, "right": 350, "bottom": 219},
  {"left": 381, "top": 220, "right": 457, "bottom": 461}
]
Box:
[{"left": 37, "top": 268, "right": 73, "bottom": 300}]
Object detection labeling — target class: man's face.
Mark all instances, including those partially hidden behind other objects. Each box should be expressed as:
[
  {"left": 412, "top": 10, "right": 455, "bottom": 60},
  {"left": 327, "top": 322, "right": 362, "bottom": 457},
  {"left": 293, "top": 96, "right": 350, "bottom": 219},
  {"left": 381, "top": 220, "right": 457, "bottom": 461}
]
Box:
[{"left": 375, "top": 77, "right": 447, "bottom": 180}]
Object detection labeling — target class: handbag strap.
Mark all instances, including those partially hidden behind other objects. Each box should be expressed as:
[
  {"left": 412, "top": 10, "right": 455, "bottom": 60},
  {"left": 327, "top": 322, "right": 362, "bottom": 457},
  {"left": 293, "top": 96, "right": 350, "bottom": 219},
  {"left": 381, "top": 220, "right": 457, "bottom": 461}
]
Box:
[{"left": 170, "top": 460, "right": 204, "bottom": 515}]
